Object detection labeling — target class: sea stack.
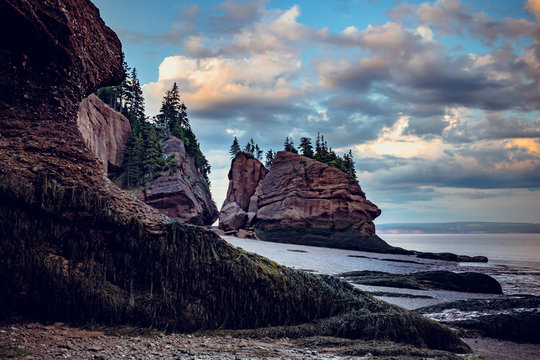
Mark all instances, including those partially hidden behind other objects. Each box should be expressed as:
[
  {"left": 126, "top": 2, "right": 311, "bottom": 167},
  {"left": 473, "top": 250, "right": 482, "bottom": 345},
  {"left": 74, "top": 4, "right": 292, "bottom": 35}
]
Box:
[{"left": 220, "top": 151, "right": 410, "bottom": 254}]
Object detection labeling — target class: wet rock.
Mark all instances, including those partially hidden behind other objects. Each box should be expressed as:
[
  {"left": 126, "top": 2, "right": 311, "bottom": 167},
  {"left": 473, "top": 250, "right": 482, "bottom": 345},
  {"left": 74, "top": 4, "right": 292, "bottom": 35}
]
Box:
[
  {"left": 339, "top": 270, "right": 503, "bottom": 294},
  {"left": 416, "top": 296, "right": 540, "bottom": 343},
  {"left": 417, "top": 252, "right": 488, "bottom": 263}
]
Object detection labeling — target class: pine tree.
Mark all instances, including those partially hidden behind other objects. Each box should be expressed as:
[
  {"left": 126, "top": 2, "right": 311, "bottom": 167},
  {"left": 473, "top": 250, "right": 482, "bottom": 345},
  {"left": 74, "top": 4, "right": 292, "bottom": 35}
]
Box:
[
  {"left": 284, "top": 137, "right": 298, "bottom": 153},
  {"left": 298, "top": 137, "right": 314, "bottom": 158},
  {"left": 265, "top": 149, "right": 274, "bottom": 168},
  {"left": 229, "top": 137, "right": 241, "bottom": 158},
  {"left": 156, "top": 82, "right": 182, "bottom": 132},
  {"left": 255, "top": 144, "right": 263, "bottom": 161}
]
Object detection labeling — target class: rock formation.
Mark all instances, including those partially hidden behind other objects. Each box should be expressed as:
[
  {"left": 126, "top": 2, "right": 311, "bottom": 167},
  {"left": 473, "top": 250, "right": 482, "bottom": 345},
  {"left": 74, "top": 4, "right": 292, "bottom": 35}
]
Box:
[
  {"left": 135, "top": 136, "right": 218, "bottom": 225},
  {"left": 0, "top": 0, "right": 468, "bottom": 353},
  {"left": 77, "top": 94, "right": 131, "bottom": 176},
  {"left": 220, "top": 151, "right": 409, "bottom": 254},
  {"left": 219, "top": 152, "right": 268, "bottom": 231},
  {"left": 77, "top": 96, "right": 217, "bottom": 225}
]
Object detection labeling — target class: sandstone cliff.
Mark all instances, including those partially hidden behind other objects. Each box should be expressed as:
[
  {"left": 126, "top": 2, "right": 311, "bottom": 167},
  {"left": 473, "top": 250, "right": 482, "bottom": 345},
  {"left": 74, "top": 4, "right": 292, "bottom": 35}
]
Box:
[
  {"left": 0, "top": 0, "right": 467, "bottom": 353},
  {"left": 220, "top": 151, "right": 410, "bottom": 254},
  {"left": 77, "top": 94, "right": 131, "bottom": 176},
  {"left": 135, "top": 136, "right": 218, "bottom": 225}
]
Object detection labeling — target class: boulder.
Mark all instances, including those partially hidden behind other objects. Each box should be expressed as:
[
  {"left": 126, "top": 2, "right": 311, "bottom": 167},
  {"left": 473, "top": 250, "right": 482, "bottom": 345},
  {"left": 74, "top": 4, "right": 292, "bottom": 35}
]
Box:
[
  {"left": 77, "top": 94, "right": 131, "bottom": 176},
  {"left": 0, "top": 0, "right": 468, "bottom": 353},
  {"left": 135, "top": 136, "right": 218, "bottom": 226}
]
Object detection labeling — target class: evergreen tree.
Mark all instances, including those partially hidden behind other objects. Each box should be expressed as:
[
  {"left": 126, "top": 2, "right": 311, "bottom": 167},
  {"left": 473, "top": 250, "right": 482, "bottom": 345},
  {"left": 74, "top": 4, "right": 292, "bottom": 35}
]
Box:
[
  {"left": 255, "top": 144, "right": 263, "bottom": 161},
  {"left": 298, "top": 137, "right": 314, "bottom": 158},
  {"left": 284, "top": 137, "right": 298, "bottom": 153},
  {"left": 265, "top": 149, "right": 274, "bottom": 168},
  {"left": 154, "top": 82, "right": 211, "bottom": 181},
  {"left": 126, "top": 68, "right": 145, "bottom": 121},
  {"left": 229, "top": 136, "right": 241, "bottom": 158},
  {"left": 156, "top": 82, "right": 182, "bottom": 132}
]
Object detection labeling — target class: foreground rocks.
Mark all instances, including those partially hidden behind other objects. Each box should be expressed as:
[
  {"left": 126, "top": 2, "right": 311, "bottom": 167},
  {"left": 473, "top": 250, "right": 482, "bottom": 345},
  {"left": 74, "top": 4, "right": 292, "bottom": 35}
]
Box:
[
  {"left": 135, "top": 136, "right": 218, "bottom": 225},
  {"left": 0, "top": 0, "right": 469, "bottom": 353},
  {"left": 339, "top": 270, "right": 503, "bottom": 294},
  {"left": 416, "top": 296, "right": 540, "bottom": 343},
  {"left": 220, "top": 152, "right": 410, "bottom": 254},
  {"left": 0, "top": 322, "right": 472, "bottom": 360}
]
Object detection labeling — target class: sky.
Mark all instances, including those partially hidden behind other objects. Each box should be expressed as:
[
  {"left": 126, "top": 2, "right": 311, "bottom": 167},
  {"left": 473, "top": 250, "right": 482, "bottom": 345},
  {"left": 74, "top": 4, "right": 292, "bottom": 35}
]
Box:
[{"left": 92, "top": 0, "right": 540, "bottom": 224}]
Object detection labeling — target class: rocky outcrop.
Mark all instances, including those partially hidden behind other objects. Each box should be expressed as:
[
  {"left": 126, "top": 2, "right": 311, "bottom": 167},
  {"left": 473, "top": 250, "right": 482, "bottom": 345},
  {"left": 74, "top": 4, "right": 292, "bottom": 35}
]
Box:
[
  {"left": 220, "top": 151, "right": 409, "bottom": 254},
  {"left": 135, "top": 137, "right": 218, "bottom": 225},
  {"left": 219, "top": 153, "right": 267, "bottom": 231},
  {"left": 77, "top": 94, "right": 131, "bottom": 176},
  {"left": 339, "top": 270, "right": 503, "bottom": 294},
  {"left": 0, "top": 0, "right": 468, "bottom": 353}
]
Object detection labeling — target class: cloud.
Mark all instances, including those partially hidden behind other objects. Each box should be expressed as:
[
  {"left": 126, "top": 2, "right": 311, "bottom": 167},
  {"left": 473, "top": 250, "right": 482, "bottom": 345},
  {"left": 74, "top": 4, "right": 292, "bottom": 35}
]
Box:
[
  {"left": 210, "top": 0, "right": 266, "bottom": 34},
  {"left": 134, "top": 0, "right": 540, "bottom": 222},
  {"left": 388, "top": 0, "right": 536, "bottom": 44}
]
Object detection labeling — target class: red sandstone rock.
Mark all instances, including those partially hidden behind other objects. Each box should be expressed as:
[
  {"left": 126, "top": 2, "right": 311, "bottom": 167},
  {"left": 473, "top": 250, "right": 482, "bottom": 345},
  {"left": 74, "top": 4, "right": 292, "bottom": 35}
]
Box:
[
  {"left": 77, "top": 94, "right": 131, "bottom": 176},
  {"left": 219, "top": 153, "right": 268, "bottom": 230},
  {"left": 251, "top": 151, "right": 380, "bottom": 231},
  {"left": 220, "top": 151, "right": 409, "bottom": 253},
  {"left": 135, "top": 137, "right": 218, "bottom": 225}
]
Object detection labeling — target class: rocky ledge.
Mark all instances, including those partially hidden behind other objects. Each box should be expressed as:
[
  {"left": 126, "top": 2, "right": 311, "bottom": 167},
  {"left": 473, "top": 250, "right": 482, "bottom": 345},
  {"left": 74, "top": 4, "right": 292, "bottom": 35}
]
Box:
[
  {"left": 220, "top": 152, "right": 410, "bottom": 254},
  {"left": 0, "top": 0, "right": 468, "bottom": 354}
]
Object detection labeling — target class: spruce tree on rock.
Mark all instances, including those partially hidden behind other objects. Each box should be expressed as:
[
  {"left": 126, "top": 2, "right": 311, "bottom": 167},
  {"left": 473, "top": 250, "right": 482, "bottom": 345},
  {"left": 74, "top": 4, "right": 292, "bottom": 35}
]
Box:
[
  {"left": 229, "top": 137, "right": 241, "bottom": 158},
  {"left": 299, "top": 137, "right": 314, "bottom": 158},
  {"left": 265, "top": 149, "right": 275, "bottom": 168}
]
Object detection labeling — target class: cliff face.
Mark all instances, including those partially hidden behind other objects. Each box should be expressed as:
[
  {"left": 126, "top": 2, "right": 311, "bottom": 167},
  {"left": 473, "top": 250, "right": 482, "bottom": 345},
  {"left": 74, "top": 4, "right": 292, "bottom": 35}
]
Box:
[
  {"left": 77, "top": 94, "right": 131, "bottom": 176},
  {"left": 76, "top": 96, "right": 216, "bottom": 225},
  {"left": 0, "top": 0, "right": 467, "bottom": 353},
  {"left": 221, "top": 151, "right": 409, "bottom": 254},
  {"left": 219, "top": 153, "right": 268, "bottom": 231},
  {"left": 135, "top": 137, "right": 218, "bottom": 225}
]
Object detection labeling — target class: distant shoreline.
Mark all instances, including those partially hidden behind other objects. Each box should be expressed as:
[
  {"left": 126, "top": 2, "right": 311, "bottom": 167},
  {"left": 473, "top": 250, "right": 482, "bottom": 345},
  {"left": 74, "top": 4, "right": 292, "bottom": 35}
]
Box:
[{"left": 376, "top": 222, "right": 540, "bottom": 234}]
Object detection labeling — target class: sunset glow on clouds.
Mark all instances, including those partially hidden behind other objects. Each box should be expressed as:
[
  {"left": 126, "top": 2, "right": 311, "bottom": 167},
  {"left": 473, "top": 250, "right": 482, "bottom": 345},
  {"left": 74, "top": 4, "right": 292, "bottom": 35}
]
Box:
[{"left": 94, "top": 0, "right": 540, "bottom": 223}]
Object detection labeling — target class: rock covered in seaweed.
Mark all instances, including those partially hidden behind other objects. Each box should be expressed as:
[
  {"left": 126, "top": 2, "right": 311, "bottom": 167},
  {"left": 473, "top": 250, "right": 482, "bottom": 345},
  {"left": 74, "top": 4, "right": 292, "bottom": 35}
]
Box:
[
  {"left": 77, "top": 94, "right": 131, "bottom": 176},
  {"left": 135, "top": 136, "right": 218, "bottom": 225},
  {"left": 220, "top": 151, "right": 410, "bottom": 254},
  {"left": 0, "top": 0, "right": 468, "bottom": 354}
]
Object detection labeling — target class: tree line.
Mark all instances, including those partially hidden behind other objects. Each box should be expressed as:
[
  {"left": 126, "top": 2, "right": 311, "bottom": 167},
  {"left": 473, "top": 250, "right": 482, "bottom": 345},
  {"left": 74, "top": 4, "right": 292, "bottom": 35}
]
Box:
[
  {"left": 229, "top": 133, "right": 357, "bottom": 184},
  {"left": 96, "top": 58, "right": 210, "bottom": 188}
]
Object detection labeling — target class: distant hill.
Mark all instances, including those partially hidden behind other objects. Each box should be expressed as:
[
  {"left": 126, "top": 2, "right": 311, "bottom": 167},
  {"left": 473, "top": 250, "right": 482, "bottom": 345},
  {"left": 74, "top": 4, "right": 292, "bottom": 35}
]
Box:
[{"left": 377, "top": 222, "right": 540, "bottom": 234}]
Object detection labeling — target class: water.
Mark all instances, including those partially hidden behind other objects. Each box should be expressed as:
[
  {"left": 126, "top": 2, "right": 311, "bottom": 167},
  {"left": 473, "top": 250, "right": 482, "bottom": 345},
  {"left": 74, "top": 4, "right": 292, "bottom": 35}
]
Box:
[
  {"left": 222, "top": 233, "right": 540, "bottom": 309},
  {"left": 381, "top": 233, "right": 540, "bottom": 269}
]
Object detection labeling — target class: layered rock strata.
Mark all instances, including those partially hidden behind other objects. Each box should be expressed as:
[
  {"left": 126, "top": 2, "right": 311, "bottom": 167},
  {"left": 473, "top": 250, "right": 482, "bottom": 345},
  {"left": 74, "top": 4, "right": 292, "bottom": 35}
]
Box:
[
  {"left": 0, "top": 0, "right": 467, "bottom": 353},
  {"left": 221, "top": 152, "right": 409, "bottom": 254},
  {"left": 77, "top": 94, "right": 131, "bottom": 176},
  {"left": 135, "top": 136, "right": 218, "bottom": 225}
]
